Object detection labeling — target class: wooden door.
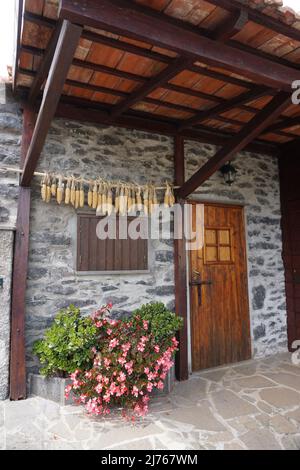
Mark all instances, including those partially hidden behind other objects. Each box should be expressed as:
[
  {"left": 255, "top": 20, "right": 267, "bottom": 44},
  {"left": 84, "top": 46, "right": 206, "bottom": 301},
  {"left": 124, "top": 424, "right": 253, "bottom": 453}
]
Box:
[
  {"left": 279, "top": 152, "right": 300, "bottom": 349},
  {"left": 190, "top": 202, "right": 251, "bottom": 371}
]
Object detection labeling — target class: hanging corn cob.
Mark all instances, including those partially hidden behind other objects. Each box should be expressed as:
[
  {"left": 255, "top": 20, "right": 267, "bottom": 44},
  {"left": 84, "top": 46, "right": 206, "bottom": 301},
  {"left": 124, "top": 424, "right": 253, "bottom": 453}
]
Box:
[
  {"left": 136, "top": 186, "right": 142, "bottom": 212},
  {"left": 65, "top": 177, "right": 71, "bottom": 205},
  {"left": 79, "top": 181, "right": 85, "bottom": 208},
  {"left": 70, "top": 178, "right": 76, "bottom": 206},
  {"left": 143, "top": 186, "right": 149, "bottom": 215},
  {"left": 41, "top": 175, "right": 47, "bottom": 202},
  {"left": 164, "top": 182, "right": 171, "bottom": 208},
  {"left": 75, "top": 182, "right": 80, "bottom": 209},
  {"left": 119, "top": 185, "right": 126, "bottom": 216},
  {"left": 51, "top": 176, "right": 57, "bottom": 198},
  {"left": 87, "top": 181, "right": 93, "bottom": 208},
  {"left": 169, "top": 184, "right": 175, "bottom": 206},
  {"left": 115, "top": 184, "right": 120, "bottom": 215},
  {"left": 107, "top": 183, "right": 113, "bottom": 216},
  {"left": 46, "top": 174, "right": 51, "bottom": 203},
  {"left": 57, "top": 175, "right": 64, "bottom": 205},
  {"left": 131, "top": 185, "right": 136, "bottom": 214},
  {"left": 92, "top": 181, "right": 98, "bottom": 209}
]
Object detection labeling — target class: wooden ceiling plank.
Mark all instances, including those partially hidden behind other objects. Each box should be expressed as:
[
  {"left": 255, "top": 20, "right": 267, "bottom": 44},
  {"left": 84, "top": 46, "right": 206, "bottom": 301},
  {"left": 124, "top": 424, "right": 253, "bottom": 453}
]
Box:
[
  {"left": 21, "top": 20, "right": 82, "bottom": 186},
  {"left": 177, "top": 91, "right": 291, "bottom": 198},
  {"left": 59, "top": 0, "right": 300, "bottom": 91}
]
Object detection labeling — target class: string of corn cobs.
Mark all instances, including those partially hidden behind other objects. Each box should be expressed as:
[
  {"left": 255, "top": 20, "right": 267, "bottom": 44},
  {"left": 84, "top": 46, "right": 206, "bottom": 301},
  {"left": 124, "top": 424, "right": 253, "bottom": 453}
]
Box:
[{"left": 41, "top": 174, "right": 175, "bottom": 214}]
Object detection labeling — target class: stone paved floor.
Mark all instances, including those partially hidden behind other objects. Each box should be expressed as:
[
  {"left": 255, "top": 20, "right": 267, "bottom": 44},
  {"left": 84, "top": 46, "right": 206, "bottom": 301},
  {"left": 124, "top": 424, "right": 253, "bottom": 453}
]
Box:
[{"left": 1, "top": 353, "right": 300, "bottom": 450}]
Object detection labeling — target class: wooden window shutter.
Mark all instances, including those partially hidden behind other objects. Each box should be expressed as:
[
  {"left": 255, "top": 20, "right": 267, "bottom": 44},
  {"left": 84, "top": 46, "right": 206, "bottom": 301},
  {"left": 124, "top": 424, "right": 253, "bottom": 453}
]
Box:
[{"left": 77, "top": 214, "right": 148, "bottom": 272}]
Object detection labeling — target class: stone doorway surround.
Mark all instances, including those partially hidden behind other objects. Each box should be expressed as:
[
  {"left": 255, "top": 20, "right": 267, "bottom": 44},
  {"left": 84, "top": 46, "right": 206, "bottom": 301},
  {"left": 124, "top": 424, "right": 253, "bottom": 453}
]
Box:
[{"left": 0, "top": 227, "right": 15, "bottom": 400}]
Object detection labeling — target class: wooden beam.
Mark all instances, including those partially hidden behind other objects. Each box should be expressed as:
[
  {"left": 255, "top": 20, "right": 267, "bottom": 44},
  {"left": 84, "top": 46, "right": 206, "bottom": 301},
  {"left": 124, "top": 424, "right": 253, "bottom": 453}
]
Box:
[
  {"left": 110, "top": 6, "right": 250, "bottom": 119},
  {"left": 59, "top": 0, "right": 300, "bottom": 91},
  {"left": 20, "top": 57, "right": 262, "bottom": 115},
  {"left": 177, "top": 92, "right": 291, "bottom": 198},
  {"left": 54, "top": 101, "right": 277, "bottom": 156},
  {"left": 13, "top": 0, "right": 24, "bottom": 92},
  {"left": 265, "top": 116, "right": 300, "bottom": 134},
  {"left": 28, "top": 20, "right": 63, "bottom": 104},
  {"left": 10, "top": 108, "right": 35, "bottom": 401},
  {"left": 207, "top": 0, "right": 300, "bottom": 44},
  {"left": 110, "top": 57, "right": 192, "bottom": 118},
  {"left": 213, "top": 9, "right": 248, "bottom": 42},
  {"left": 174, "top": 135, "right": 189, "bottom": 381},
  {"left": 21, "top": 21, "right": 82, "bottom": 187},
  {"left": 178, "top": 86, "right": 272, "bottom": 131}
]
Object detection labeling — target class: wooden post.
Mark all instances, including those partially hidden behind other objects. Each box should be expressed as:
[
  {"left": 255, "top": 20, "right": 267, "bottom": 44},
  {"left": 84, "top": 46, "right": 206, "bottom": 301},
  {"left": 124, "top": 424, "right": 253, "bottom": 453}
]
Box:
[
  {"left": 10, "top": 108, "right": 35, "bottom": 400},
  {"left": 174, "top": 135, "right": 189, "bottom": 381}
]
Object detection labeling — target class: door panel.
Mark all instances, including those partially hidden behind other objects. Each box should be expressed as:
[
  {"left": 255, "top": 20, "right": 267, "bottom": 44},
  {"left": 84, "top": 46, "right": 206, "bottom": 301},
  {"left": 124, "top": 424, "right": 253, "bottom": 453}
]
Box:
[{"left": 190, "top": 203, "right": 251, "bottom": 371}]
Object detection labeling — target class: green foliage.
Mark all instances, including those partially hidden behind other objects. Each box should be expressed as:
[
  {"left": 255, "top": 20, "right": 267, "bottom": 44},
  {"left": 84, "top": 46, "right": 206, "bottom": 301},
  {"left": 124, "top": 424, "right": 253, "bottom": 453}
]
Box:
[
  {"left": 33, "top": 305, "right": 98, "bottom": 377},
  {"left": 133, "top": 302, "right": 183, "bottom": 343}
]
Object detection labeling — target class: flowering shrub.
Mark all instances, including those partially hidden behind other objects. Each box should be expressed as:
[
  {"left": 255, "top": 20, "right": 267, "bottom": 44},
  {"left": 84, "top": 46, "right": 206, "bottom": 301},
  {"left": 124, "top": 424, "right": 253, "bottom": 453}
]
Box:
[
  {"left": 66, "top": 303, "right": 182, "bottom": 419},
  {"left": 33, "top": 305, "right": 98, "bottom": 377}
]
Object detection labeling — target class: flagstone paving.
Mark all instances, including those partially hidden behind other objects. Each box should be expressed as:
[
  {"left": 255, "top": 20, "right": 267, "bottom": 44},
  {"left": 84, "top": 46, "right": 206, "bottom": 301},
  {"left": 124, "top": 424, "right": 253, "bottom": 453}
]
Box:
[{"left": 1, "top": 353, "right": 300, "bottom": 450}]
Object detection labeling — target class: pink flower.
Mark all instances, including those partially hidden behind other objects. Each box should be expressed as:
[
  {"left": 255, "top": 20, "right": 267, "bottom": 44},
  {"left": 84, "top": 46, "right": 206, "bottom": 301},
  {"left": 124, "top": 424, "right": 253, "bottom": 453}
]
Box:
[
  {"left": 118, "top": 357, "right": 126, "bottom": 366},
  {"left": 132, "top": 386, "right": 139, "bottom": 397},
  {"left": 122, "top": 343, "right": 131, "bottom": 353},
  {"left": 143, "top": 320, "right": 149, "bottom": 330},
  {"left": 146, "top": 382, "right": 153, "bottom": 392},
  {"left": 109, "top": 338, "right": 119, "bottom": 349},
  {"left": 125, "top": 361, "right": 133, "bottom": 374},
  {"left": 144, "top": 367, "right": 150, "bottom": 374},
  {"left": 137, "top": 342, "right": 145, "bottom": 352},
  {"left": 80, "top": 394, "right": 87, "bottom": 403},
  {"left": 118, "top": 372, "right": 126, "bottom": 383},
  {"left": 103, "top": 393, "right": 111, "bottom": 403},
  {"left": 141, "top": 336, "right": 149, "bottom": 343},
  {"left": 64, "top": 384, "right": 72, "bottom": 399},
  {"left": 154, "top": 345, "right": 160, "bottom": 353},
  {"left": 95, "top": 383, "right": 103, "bottom": 393},
  {"left": 107, "top": 302, "right": 113, "bottom": 309},
  {"left": 104, "top": 358, "right": 111, "bottom": 369},
  {"left": 157, "top": 381, "right": 164, "bottom": 390},
  {"left": 107, "top": 328, "right": 113, "bottom": 335},
  {"left": 172, "top": 337, "right": 179, "bottom": 347}
]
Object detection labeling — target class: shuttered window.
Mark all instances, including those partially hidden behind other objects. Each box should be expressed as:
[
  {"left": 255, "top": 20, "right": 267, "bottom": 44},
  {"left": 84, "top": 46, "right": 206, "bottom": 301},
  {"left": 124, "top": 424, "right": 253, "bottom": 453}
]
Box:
[{"left": 77, "top": 214, "right": 148, "bottom": 272}]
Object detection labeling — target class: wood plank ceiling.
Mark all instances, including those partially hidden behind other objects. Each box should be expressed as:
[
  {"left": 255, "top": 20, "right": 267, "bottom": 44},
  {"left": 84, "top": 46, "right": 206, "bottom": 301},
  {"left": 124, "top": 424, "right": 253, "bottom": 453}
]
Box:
[{"left": 14, "top": 0, "right": 300, "bottom": 151}]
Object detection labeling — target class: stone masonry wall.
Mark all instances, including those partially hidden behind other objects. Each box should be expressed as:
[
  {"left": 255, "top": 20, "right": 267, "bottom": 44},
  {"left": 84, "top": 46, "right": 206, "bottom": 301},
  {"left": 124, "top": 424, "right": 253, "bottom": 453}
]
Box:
[
  {"left": 0, "top": 86, "right": 288, "bottom": 375},
  {"left": 0, "top": 229, "right": 14, "bottom": 399},
  {"left": 0, "top": 84, "right": 21, "bottom": 398}
]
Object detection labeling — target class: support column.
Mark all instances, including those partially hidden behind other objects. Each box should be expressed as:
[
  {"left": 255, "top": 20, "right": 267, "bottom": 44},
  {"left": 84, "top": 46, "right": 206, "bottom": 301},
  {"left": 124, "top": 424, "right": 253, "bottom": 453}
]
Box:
[
  {"left": 174, "top": 135, "right": 189, "bottom": 381},
  {"left": 10, "top": 108, "right": 35, "bottom": 400}
]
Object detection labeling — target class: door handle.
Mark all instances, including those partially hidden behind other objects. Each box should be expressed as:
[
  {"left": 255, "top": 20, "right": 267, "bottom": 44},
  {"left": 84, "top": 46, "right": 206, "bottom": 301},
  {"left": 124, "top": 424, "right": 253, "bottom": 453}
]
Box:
[{"left": 189, "top": 279, "right": 212, "bottom": 305}]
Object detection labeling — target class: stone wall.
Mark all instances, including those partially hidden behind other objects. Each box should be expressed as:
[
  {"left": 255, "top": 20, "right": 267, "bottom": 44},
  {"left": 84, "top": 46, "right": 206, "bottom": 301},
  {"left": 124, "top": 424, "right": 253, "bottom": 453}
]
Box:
[
  {"left": 0, "top": 84, "right": 21, "bottom": 399},
  {"left": 0, "top": 229, "right": 14, "bottom": 399},
  {"left": 0, "top": 84, "right": 21, "bottom": 225},
  {"left": 0, "top": 86, "right": 288, "bottom": 375}
]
